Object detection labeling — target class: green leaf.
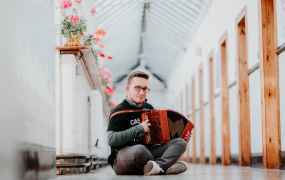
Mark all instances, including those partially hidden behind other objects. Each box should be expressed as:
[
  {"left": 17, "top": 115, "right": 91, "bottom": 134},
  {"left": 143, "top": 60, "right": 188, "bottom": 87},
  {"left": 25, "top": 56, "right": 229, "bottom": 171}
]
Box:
[
  {"left": 75, "top": 23, "right": 80, "bottom": 30},
  {"left": 73, "top": 8, "right": 78, "bottom": 14},
  {"left": 73, "top": 31, "right": 78, "bottom": 35}
]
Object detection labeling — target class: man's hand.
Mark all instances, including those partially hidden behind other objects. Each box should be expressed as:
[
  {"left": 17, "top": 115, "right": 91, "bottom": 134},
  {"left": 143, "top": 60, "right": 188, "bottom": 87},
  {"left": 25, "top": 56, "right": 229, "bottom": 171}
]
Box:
[
  {"left": 140, "top": 119, "right": 151, "bottom": 133},
  {"left": 184, "top": 132, "right": 192, "bottom": 143}
]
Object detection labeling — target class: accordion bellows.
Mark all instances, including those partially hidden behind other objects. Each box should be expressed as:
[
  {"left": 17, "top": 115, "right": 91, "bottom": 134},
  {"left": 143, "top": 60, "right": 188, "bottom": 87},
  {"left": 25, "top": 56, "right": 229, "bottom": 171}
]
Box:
[{"left": 141, "top": 110, "right": 194, "bottom": 145}]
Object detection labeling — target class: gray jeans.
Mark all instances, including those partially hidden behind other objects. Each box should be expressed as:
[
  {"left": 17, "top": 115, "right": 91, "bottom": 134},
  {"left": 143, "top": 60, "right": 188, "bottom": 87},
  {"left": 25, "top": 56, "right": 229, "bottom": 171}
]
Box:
[{"left": 112, "top": 138, "right": 187, "bottom": 175}]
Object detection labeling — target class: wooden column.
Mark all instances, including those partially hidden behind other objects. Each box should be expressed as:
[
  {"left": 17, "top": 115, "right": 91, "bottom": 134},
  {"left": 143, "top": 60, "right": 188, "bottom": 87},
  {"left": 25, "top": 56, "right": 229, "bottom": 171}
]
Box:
[
  {"left": 199, "top": 66, "right": 205, "bottom": 164},
  {"left": 208, "top": 51, "right": 216, "bottom": 165},
  {"left": 258, "top": 0, "right": 280, "bottom": 169},
  {"left": 220, "top": 33, "right": 231, "bottom": 165},
  {"left": 236, "top": 8, "right": 251, "bottom": 166},
  {"left": 186, "top": 83, "right": 190, "bottom": 163},
  {"left": 191, "top": 76, "right": 197, "bottom": 163}
]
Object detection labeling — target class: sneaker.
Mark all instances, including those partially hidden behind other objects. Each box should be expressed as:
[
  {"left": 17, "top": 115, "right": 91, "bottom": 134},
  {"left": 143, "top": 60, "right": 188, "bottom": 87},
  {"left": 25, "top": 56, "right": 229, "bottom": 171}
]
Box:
[
  {"left": 165, "top": 161, "right": 189, "bottom": 175},
  {"left": 144, "top": 161, "right": 164, "bottom": 175}
]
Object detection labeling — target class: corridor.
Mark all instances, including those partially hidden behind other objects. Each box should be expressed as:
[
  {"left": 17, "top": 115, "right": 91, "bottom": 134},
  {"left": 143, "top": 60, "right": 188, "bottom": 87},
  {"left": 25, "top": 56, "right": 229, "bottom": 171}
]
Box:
[{"left": 56, "top": 164, "right": 285, "bottom": 180}]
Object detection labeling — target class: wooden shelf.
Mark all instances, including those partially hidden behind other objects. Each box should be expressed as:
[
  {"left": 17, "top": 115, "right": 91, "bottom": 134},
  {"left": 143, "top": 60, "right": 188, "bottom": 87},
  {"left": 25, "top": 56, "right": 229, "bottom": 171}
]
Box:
[{"left": 55, "top": 46, "right": 89, "bottom": 50}]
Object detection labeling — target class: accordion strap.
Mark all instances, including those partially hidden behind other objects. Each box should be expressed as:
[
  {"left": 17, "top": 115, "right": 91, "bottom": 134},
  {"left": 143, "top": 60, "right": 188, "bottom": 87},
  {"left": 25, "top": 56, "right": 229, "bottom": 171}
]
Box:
[{"left": 109, "top": 108, "right": 151, "bottom": 120}]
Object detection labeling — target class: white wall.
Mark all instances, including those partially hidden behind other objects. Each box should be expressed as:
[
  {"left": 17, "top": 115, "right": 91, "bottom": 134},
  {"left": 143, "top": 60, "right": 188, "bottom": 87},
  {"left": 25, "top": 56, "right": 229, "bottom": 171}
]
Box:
[
  {"left": 279, "top": 53, "right": 285, "bottom": 151},
  {"left": 204, "top": 104, "right": 211, "bottom": 158},
  {"left": 90, "top": 90, "right": 110, "bottom": 158},
  {"left": 276, "top": 0, "right": 285, "bottom": 46},
  {"left": 249, "top": 69, "right": 262, "bottom": 153},
  {"left": 167, "top": 0, "right": 262, "bottom": 158},
  {"left": 229, "top": 85, "right": 239, "bottom": 155},
  {"left": 168, "top": 0, "right": 259, "bottom": 101},
  {"left": 195, "top": 111, "right": 200, "bottom": 158},
  {"left": 214, "top": 96, "right": 222, "bottom": 156},
  {"left": 74, "top": 61, "right": 93, "bottom": 154},
  {"left": 58, "top": 55, "right": 110, "bottom": 156},
  {"left": 0, "top": 0, "right": 55, "bottom": 179},
  {"left": 276, "top": 0, "right": 285, "bottom": 152},
  {"left": 60, "top": 55, "right": 77, "bottom": 154}
]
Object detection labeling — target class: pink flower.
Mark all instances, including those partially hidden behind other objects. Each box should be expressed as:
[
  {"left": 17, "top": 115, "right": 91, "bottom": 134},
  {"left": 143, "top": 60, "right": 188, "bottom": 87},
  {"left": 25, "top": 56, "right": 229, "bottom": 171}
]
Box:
[
  {"left": 99, "top": 44, "right": 104, "bottom": 49},
  {"left": 73, "top": 15, "right": 80, "bottom": 24},
  {"left": 60, "top": 0, "right": 73, "bottom": 9},
  {"left": 89, "top": 35, "right": 94, "bottom": 38},
  {"left": 90, "top": 8, "right": 97, "bottom": 15},
  {"left": 95, "top": 29, "right": 106, "bottom": 36},
  {"left": 107, "top": 56, "right": 113, "bottom": 60},
  {"left": 99, "top": 68, "right": 112, "bottom": 78},
  {"left": 75, "top": 0, "right": 82, "bottom": 3},
  {"left": 99, "top": 53, "right": 105, "bottom": 58},
  {"left": 68, "top": 15, "right": 80, "bottom": 24}
]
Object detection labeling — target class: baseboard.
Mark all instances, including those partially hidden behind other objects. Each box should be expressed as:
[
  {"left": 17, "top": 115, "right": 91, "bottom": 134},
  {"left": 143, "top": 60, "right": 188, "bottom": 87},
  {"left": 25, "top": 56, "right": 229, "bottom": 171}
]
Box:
[
  {"left": 19, "top": 142, "right": 56, "bottom": 179},
  {"left": 231, "top": 154, "right": 239, "bottom": 165},
  {"left": 280, "top": 151, "right": 285, "bottom": 170},
  {"left": 216, "top": 156, "right": 222, "bottom": 164},
  {"left": 250, "top": 153, "right": 263, "bottom": 168}
]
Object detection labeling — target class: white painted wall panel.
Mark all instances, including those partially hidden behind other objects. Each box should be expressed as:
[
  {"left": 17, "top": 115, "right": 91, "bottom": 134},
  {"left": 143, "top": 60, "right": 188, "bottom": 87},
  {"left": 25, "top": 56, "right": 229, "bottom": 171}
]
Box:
[
  {"left": 60, "top": 55, "right": 76, "bottom": 154},
  {"left": 204, "top": 104, "right": 211, "bottom": 157},
  {"left": 229, "top": 85, "right": 239, "bottom": 154},
  {"left": 0, "top": 0, "right": 55, "bottom": 178},
  {"left": 215, "top": 96, "right": 222, "bottom": 156},
  {"left": 195, "top": 111, "right": 200, "bottom": 158},
  {"left": 276, "top": 0, "right": 285, "bottom": 46},
  {"left": 168, "top": 0, "right": 260, "bottom": 104},
  {"left": 90, "top": 90, "right": 110, "bottom": 158},
  {"left": 279, "top": 53, "right": 285, "bottom": 151},
  {"left": 249, "top": 69, "right": 262, "bottom": 153},
  {"left": 74, "top": 64, "right": 92, "bottom": 154},
  {"left": 167, "top": 1, "right": 261, "bottom": 158},
  {"left": 190, "top": 138, "right": 193, "bottom": 157}
]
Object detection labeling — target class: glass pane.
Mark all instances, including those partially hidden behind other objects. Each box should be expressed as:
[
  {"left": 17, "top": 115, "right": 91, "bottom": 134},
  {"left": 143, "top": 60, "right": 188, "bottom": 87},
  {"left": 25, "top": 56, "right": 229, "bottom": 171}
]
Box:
[
  {"left": 249, "top": 69, "right": 262, "bottom": 153},
  {"left": 279, "top": 53, "right": 285, "bottom": 151},
  {"left": 276, "top": 0, "right": 285, "bottom": 46}
]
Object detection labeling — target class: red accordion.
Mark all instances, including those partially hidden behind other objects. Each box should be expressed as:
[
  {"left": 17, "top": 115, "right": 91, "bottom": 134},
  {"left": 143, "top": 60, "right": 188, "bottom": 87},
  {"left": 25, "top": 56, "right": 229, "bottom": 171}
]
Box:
[{"left": 141, "top": 110, "right": 194, "bottom": 145}]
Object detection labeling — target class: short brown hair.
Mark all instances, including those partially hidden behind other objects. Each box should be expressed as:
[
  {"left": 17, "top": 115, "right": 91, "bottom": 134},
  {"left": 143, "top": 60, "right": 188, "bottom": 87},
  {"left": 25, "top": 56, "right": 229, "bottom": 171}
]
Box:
[{"left": 127, "top": 71, "right": 149, "bottom": 85}]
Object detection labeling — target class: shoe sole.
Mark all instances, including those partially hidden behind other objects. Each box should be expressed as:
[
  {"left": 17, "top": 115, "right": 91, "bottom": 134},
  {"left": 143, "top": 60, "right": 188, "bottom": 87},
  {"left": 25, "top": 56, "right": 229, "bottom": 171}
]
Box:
[
  {"left": 165, "top": 161, "right": 188, "bottom": 175},
  {"left": 144, "top": 161, "right": 153, "bottom": 175}
]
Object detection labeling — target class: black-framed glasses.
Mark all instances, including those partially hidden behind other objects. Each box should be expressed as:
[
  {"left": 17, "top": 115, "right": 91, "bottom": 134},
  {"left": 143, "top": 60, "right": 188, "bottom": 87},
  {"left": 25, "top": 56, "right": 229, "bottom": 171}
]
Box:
[{"left": 129, "top": 86, "right": 150, "bottom": 93}]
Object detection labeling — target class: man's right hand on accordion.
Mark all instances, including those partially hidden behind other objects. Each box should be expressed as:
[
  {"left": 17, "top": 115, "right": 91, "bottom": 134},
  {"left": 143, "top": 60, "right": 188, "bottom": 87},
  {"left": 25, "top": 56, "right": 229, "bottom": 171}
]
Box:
[{"left": 184, "top": 131, "right": 192, "bottom": 143}]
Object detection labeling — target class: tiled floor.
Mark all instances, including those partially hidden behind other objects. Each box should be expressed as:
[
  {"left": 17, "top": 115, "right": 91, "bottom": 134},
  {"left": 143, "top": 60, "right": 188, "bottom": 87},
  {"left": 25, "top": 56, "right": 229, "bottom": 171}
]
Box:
[{"left": 55, "top": 164, "right": 285, "bottom": 180}]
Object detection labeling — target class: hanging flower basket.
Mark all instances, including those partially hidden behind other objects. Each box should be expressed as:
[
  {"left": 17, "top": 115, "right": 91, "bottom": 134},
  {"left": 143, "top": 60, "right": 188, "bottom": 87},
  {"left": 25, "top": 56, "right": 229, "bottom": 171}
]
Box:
[{"left": 60, "top": 6, "right": 87, "bottom": 46}]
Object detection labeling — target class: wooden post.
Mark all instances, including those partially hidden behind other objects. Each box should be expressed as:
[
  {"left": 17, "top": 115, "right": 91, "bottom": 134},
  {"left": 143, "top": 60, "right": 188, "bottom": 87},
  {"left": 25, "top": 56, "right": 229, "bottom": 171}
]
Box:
[
  {"left": 220, "top": 33, "right": 231, "bottom": 165},
  {"left": 236, "top": 7, "right": 251, "bottom": 166},
  {"left": 199, "top": 66, "right": 205, "bottom": 164},
  {"left": 208, "top": 51, "right": 216, "bottom": 165},
  {"left": 192, "top": 76, "right": 197, "bottom": 163},
  {"left": 258, "top": 0, "right": 280, "bottom": 168}
]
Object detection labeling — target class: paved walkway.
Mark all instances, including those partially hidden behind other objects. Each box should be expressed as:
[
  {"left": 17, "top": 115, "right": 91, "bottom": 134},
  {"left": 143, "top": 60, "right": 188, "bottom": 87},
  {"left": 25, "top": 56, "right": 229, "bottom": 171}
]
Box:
[{"left": 55, "top": 163, "right": 285, "bottom": 180}]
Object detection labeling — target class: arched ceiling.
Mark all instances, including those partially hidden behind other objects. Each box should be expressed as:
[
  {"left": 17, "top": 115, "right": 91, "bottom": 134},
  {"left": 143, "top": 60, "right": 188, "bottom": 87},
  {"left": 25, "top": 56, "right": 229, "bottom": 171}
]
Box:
[{"left": 92, "top": 0, "right": 209, "bottom": 87}]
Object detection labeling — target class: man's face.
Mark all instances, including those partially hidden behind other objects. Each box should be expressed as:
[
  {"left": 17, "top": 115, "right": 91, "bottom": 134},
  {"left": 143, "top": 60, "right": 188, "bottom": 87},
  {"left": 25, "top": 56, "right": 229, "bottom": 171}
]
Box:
[{"left": 126, "top": 77, "right": 149, "bottom": 106}]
